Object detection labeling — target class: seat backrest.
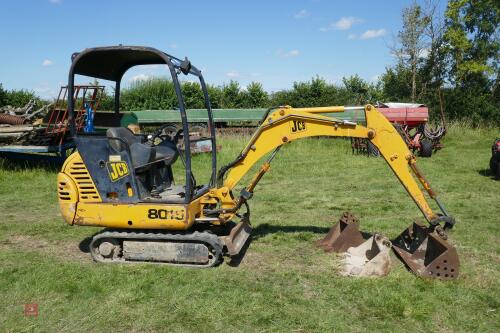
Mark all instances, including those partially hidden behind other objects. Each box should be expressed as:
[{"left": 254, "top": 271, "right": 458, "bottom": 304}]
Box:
[{"left": 106, "top": 127, "right": 141, "bottom": 152}]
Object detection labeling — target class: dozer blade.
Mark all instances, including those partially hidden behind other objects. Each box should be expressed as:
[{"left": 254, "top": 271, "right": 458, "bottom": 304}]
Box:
[
  {"left": 316, "top": 212, "right": 364, "bottom": 252},
  {"left": 220, "top": 220, "right": 252, "bottom": 257},
  {"left": 342, "top": 233, "right": 392, "bottom": 277},
  {"left": 392, "top": 222, "right": 459, "bottom": 280}
]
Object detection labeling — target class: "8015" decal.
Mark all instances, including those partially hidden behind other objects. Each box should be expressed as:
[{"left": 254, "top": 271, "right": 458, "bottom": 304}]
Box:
[{"left": 147, "top": 208, "right": 185, "bottom": 221}]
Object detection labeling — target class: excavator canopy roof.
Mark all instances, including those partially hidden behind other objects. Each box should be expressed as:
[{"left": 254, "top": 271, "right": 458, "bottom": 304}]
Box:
[{"left": 71, "top": 45, "right": 200, "bottom": 81}]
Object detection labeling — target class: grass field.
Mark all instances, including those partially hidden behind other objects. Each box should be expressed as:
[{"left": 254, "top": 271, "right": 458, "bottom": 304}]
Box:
[{"left": 0, "top": 125, "right": 499, "bottom": 332}]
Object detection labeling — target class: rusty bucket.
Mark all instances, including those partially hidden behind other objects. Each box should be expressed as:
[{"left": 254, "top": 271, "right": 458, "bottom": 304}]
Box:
[
  {"left": 220, "top": 220, "right": 252, "bottom": 257},
  {"left": 316, "top": 212, "right": 365, "bottom": 253},
  {"left": 392, "top": 222, "right": 459, "bottom": 280}
]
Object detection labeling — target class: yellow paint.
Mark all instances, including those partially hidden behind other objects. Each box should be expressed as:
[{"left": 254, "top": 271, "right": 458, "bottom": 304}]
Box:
[
  {"left": 126, "top": 183, "right": 134, "bottom": 197},
  {"left": 221, "top": 105, "right": 437, "bottom": 221},
  {"left": 74, "top": 202, "right": 192, "bottom": 230},
  {"left": 60, "top": 152, "right": 101, "bottom": 203},
  {"left": 58, "top": 152, "right": 102, "bottom": 225},
  {"left": 72, "top": 196, "right": 204, "bottom": 230},
  {"left": 57, "top": 172, "right": 78, "bottom": 224}
]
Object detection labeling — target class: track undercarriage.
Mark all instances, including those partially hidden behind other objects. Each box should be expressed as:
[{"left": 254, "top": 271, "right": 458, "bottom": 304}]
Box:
[{"left": 89, "top": 221, "right": 252, "bottom": 268}]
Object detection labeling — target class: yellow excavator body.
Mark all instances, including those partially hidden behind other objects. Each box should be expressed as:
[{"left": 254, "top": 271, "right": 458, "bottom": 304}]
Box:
[{"left": 57, "top": 45, "right": 459, "bottom": 277}]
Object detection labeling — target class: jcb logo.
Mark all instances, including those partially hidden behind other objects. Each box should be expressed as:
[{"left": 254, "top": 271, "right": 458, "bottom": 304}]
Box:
[
  {"left": 290, "top": 120, "right": 306, "bottom": 133},
  {"left": 107, "top": 161, "right": 129, "bottom": 181}
]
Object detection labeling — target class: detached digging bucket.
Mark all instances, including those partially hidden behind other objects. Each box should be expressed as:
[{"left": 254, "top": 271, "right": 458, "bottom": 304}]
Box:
[
  {"left": 392, "top": 222, "right": 459, "bottom": 280},
  {"left": 317, "top": 212, "right": 392, "bottom": 277},
  {"left": 342, "top": 233, "right": 392, "bottom": 277},
  {"left": 316, "top": 212, "right": 364, "bottom": 253}
]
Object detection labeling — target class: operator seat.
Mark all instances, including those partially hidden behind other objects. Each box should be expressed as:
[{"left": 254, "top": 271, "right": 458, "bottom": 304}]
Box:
[{"left": 106, "top": 127, "right": 178, "bottom": 169}]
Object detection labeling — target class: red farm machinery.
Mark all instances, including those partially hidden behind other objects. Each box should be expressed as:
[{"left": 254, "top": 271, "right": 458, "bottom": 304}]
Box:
[{"left": 352, "top": 102, "right": 446, "bottom": 158}]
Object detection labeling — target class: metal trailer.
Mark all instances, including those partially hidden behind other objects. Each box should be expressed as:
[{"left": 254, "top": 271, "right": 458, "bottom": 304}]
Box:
[
  {"left": 0, "top": 85, "right": 104, "bottom": 165},
  {"left": 115, "top": 108, "right": 367, "bottom": 128},
  {"left": 0, "top": 143, "right": 75, "bottom": 164}
]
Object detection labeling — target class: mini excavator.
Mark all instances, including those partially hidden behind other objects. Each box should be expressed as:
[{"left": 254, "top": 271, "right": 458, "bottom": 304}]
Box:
[{"left": 57, "top": 46, "right": 459, "bottom": 279}]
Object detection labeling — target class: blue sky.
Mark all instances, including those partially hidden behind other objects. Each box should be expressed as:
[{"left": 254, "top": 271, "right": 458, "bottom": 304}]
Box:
[{"left": 0, "top": 0, "right": 445, "bottom": 98}]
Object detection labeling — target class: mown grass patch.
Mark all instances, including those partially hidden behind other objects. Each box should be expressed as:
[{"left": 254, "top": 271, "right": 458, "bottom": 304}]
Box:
[{"left": 0, "top": 125, "right": 498, "bottom": 332}]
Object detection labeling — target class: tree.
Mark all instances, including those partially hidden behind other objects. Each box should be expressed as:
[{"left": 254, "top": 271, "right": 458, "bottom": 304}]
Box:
[
  {"left": 4, "top": 89, "right": 38, "bottom": 108},
  {"left": 206, "top": 84, "right": 223, "bottom": 109},
  {"left": 380, "top": 66, "right": 410, "bottom": 102},
  {"left": 120, "top": 77, "right": 177, "bottom": 110},
  {"left": 181, "top": 81, "right": 205, "bottom": 109},
  {"left": 443, "top": 0, "right": 500, "bottom": 92},
  {"left": 342, "top": 75, "right": 369, "bottom": 104},
  {"left": 0, "top": 83, "right": 6, "bottom": 107},
  {"left": 242, "top": 82, "right": 268, "bottom": 108},
  {"left": 419, "top": 1, "right": 447, "bottom": 92},
  {"left": 221, "top": 81, "right": 242, "bottom": 108},
  {"left": 393, "top": 2, "right": 430, "bottom": 102}
]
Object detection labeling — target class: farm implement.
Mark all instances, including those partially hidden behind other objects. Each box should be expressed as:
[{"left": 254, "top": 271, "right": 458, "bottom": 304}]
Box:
[{"left": 352, "top": 102, "right": 446, "bottom": 157}]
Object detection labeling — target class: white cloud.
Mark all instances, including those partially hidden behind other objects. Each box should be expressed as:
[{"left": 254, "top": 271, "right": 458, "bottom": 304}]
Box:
[
  {"left": 129, "top": 74, "right": 150, "bottom": 82},
  {"left": 335, "top": 17, "right": 362, "bottom": 30},
  {"left": 320, "top": 17, "right": 362, "bottom": 32},
  {"left": 276, "top": 49, "right": 300, "bottom": 58},
  {"left": 370, "top": 74, "right": 381, "bottom": 82},
  {"left": 294, "top": 9, "right": 310, "bottom": 19},
  {"left": 226, "top": 71, "right": 240, "bottom": 78},
  {"left": 360, "top": 28, "right": 386, "bottom": 39},
  {"left": 169, "top": 43, "right": 178, "bottom": 49},
  {"left": 42, "top": 59, "right": 53, "bottom": 66},
  {"left": 49, "top": 0, "right": 61, "bottom": 4}
]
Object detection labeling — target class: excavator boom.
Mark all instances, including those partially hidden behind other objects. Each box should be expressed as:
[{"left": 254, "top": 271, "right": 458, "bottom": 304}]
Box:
[
  {"left": 208, "top": 105, "right": 459, "bottom": 280},
  {"left": 214, "top": 105, "right": 449, "bottom": 225}
]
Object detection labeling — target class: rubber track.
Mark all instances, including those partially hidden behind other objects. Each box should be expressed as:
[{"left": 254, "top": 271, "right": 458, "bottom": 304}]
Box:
[{"left": 90, "top": 229, "right": 224, "bottom": 268}]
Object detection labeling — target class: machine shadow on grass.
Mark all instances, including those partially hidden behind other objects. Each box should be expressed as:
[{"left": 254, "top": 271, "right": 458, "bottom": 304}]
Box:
[
  {"left": 252, "top": 223, "right": 372, "bottom": 240},
  {"left": 78, "top": 236, "right": 92, "bottom": 254},
  {"left": 252, "top": 224, "right": 330, "bottom": 240},
  {"left": 477, "top": 168, "right": 499, "bottom": 180}
]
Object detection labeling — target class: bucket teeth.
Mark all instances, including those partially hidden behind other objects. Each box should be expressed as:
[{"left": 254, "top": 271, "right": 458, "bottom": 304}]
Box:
[
  {"left": 316, "top": 212, "right": 365, "bottom": 253},
  {"left": 392, "top": 222, "right": 459, "bottom": 280},
  {"left": 342, "top": 233, "right": 392, "bottom": 277}
]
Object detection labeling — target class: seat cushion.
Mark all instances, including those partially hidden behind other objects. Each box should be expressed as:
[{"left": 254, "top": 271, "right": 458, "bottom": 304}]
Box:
[
  {"left": 107, "top": 127, "right": 178, "bottom": 169},
  {"left": 106, "top": 127, "right": 142, "bottom": 152},
  {"left": 130, "top": 142, "right": 155, "bottom": 169},
  {"left": 154, "top": 140, "right": 179, "bottom": 165}
]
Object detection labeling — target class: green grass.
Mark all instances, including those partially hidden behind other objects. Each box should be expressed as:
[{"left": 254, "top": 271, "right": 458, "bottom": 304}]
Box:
[{"left": 0, "top": 125, "right": 499, "bottom": 332}]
